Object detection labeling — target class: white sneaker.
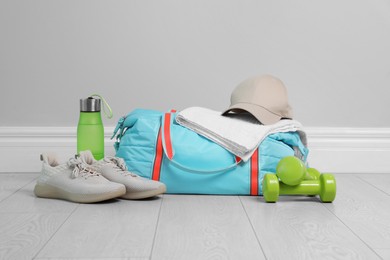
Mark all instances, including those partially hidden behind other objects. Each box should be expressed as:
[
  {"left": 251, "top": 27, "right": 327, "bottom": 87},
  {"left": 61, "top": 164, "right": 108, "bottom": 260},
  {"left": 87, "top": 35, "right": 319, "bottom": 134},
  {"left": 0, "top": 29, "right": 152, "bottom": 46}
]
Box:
[
  {"left": 34, "top": 153, "right": 126, "bottom": 203},
  {"left": 79, "top": 150, "right": 167, "bottom": 199}
]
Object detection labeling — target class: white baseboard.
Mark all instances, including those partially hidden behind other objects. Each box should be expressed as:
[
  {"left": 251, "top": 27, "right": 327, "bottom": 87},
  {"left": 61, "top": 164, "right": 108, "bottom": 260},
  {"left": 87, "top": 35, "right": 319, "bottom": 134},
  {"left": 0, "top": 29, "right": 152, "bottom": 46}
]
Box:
[
  {"left": 0, "top": 127, "right": 116, "bottom": 173},
  {"left": 304, "top": 127, "right": 390, "bottom": 174},
  {"left": 1, "top": 126, "right": 390, "bottom": 173}
]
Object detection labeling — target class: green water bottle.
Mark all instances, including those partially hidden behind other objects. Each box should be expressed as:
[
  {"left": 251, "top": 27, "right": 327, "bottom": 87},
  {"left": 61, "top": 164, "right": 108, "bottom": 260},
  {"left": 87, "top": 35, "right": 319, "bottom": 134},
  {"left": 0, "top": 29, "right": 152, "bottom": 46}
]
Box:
[{"left": 77, "top": 94, "right": 112, "bottom": 160}]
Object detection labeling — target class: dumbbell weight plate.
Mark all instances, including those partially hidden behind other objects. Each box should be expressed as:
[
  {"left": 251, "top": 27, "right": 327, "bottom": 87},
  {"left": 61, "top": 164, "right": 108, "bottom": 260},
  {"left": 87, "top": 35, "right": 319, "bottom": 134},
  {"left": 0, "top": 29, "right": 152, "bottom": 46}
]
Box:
[
  {"left": 262, "top": 174, "right": 279, "bottom": 203},
  {"left": 319, "top": 174, "right": 336, "bottom": 202},
  {"left": 306, "top": 168, "right": 321, "bottom": 180},
  {"left": 276, "top": 156, "right": 306, "bottom": 186}
]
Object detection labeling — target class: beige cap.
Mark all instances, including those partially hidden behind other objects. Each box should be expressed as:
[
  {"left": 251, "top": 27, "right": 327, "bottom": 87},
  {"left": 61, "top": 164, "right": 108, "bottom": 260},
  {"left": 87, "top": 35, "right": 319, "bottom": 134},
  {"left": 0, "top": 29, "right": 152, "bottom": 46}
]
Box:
[{"left": 222, "top": 75, "right": 293, "bottom": 125}]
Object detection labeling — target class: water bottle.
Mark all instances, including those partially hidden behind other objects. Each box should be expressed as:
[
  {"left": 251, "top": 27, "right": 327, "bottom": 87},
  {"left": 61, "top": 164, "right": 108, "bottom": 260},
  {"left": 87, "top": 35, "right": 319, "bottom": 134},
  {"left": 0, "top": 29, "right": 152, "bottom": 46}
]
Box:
[{"left": 77, "top": 95, "right": 112, "bottom": 160}]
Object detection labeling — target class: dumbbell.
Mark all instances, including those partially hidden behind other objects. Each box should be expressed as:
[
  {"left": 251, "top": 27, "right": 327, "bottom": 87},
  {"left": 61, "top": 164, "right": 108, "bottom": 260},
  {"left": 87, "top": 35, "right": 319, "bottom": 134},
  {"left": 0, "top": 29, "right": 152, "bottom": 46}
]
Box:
[{"left": 262, "top": 156, "right": 336, "bottom": 203}]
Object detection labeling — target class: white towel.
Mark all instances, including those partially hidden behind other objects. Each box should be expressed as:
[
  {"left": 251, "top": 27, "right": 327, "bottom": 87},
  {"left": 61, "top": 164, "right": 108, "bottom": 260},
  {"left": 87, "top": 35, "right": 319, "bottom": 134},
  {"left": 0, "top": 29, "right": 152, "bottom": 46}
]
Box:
[{"left": 176, "top": 107, "right": 307, "bottom": 161}]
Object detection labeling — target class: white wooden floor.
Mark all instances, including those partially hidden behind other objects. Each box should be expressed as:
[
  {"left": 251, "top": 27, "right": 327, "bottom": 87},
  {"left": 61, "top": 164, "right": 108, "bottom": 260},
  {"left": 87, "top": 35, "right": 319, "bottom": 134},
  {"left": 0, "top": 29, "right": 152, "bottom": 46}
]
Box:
[{"left": 1, "top": 173, "right": 390, "bottom": 260}]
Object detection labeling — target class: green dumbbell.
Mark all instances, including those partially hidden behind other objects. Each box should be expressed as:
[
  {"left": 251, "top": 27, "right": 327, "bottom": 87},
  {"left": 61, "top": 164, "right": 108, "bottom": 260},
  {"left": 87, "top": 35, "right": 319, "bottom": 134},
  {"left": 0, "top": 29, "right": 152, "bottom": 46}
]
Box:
[
  {"left": 275, "top": 156, "right": 320, "bottom": 185},
  {"left": 262, "top": 156, "right": 336, "bottom": 203}
]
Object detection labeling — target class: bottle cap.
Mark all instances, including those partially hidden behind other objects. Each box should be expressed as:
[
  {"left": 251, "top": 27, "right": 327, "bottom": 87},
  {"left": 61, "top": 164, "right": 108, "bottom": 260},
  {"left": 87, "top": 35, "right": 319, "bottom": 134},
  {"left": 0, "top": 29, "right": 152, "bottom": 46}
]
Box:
[{"left": 80, "top": 97, "right": 101, "bottom": 112}]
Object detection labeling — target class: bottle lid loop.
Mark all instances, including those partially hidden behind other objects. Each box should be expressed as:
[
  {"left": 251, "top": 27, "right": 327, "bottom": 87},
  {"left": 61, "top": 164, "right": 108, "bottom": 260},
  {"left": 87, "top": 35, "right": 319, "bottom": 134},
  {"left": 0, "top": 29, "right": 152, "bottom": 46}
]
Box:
[{"left": 90, "top": 94, "right": 113, "bottom": 119}]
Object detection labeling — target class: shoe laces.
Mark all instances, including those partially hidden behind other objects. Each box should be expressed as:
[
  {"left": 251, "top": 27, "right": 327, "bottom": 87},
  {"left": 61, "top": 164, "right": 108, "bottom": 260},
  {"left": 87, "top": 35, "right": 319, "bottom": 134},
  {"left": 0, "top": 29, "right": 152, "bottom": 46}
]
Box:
[
  {"left": 68, "top": 158, "right": 100, "bottom": 179},
  {"left": 103, "top": 157, "right": 137, "bottom": 177}
]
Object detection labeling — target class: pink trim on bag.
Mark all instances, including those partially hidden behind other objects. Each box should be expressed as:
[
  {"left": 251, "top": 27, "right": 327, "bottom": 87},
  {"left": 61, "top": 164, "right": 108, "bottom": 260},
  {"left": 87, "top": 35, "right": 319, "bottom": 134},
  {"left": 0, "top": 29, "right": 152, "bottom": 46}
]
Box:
[
  {"left": 250, "top": 149, "right": 259, "bottom": 195},
  {"left": 152, "top": 128, "right": 163, "bottom": 181},
  {"left": 153, "top": 110, "right": 176, "bottom": 180},
  {"left": 163, "top": 112, "right": 174, "bottom": 160},
  {"left": 235, "top": 156, "right": 242, "bottom": 163}
]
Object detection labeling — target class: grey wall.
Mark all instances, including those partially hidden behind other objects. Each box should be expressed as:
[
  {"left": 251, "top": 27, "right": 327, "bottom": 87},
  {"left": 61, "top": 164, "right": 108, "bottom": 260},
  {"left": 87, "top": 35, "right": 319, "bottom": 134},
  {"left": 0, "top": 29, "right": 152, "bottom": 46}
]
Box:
[{"left": 1, "top": 0, "right": 390, "bottom": 127}]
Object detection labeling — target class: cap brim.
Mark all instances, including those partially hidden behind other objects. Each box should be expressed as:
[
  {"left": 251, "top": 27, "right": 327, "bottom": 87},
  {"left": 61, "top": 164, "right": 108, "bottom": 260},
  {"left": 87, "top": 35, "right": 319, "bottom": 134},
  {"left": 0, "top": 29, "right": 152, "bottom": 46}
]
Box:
[{"left": 222, "top": 103, "right": 282, "bottom": 125}]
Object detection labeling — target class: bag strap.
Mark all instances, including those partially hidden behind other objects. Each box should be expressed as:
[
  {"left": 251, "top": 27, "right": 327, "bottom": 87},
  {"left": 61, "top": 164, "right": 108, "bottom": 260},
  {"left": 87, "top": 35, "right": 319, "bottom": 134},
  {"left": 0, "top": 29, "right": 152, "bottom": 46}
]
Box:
[
  {"left": 162, "top": 110, "right": 176, "bottom": 160},
  {"left": 160, "top": 110, "right": 242, "bottom": 174},
  {"left": 250, "top": 149, "right": 259, "bottom": 195},
  {"left": 152, "top": 128, "right": 164, "bottom": 181}
]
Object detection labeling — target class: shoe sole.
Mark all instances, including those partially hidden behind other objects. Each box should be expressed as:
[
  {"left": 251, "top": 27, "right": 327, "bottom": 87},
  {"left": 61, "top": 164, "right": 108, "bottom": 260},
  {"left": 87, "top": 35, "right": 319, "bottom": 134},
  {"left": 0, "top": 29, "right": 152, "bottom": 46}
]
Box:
[
  {"left": 34, "top": 183, "right": 126, "bottom": 203},
  {"left": 121, "top": 185, "right": 167, "bottom": 200}
]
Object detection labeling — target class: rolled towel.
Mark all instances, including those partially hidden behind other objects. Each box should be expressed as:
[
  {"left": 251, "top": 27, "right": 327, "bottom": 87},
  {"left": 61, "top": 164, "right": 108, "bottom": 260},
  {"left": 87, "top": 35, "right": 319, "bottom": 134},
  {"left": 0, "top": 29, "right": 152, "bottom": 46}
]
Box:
[{"left": 176, "top": 107, "right": 307, "bottom": 161}]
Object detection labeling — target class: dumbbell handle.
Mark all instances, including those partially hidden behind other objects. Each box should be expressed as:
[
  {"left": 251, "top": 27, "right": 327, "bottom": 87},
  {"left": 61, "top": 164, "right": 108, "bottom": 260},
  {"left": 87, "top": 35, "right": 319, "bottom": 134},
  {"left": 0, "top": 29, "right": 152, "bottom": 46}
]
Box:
[{"left": 279, "top": 180, "right": 320, "bottom": 195}]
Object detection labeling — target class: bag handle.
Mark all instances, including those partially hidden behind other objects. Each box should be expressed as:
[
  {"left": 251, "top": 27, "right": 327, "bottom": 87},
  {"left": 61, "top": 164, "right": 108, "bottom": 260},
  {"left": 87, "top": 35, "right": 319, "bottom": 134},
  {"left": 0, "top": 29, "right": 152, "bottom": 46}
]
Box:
[{"left": 161, "top": 110, "right": 242, "bottom": 174}]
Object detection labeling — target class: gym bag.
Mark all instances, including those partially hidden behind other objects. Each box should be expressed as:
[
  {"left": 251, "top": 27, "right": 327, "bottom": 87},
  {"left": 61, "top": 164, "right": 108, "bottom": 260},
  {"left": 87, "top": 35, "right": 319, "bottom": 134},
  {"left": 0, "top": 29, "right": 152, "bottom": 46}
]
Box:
[{"left": 112, "top": 109, "right": 308, "bottom": 195}]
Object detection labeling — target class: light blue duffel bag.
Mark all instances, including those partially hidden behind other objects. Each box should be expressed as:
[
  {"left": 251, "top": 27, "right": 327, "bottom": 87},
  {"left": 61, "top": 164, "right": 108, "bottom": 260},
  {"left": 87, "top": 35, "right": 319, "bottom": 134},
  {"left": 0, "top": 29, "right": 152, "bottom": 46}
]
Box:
[{"left": 112, "top": 109, "right": 308, "bottom": 195}]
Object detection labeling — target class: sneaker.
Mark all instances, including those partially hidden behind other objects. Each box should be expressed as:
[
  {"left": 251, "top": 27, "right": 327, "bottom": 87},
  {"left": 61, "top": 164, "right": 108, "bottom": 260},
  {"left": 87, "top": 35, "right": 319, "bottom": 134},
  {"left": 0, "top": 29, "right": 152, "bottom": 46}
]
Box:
[
  {"left": 79, "top": 150, "right": 167, "bottom": 199},
  {"left": 34, "top": 153, "right": 126, "bottom": 203}
]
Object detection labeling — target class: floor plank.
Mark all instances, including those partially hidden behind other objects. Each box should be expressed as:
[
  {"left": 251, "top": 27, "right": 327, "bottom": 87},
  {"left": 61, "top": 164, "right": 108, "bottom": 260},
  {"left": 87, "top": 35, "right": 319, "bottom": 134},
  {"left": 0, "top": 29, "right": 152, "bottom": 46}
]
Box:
[
  {"left": 0, "top": 173, "right": 38, "bottom": 202},
  {"left": 35, "top": 257, "right": 148, "bottom": 260},
  {"left": 358, "top": 174, "right": 390, "bottom": 196},
  {"left": 151, "top": 195, "right": 265, "bottom": 260},
  {"left": 1, "top": 173, "right": 390, "bottom": 259},
  {"left": 324, "top": 175, "right": 390, "bottom": 249},
  {"left": 0, "top": 213, "right": 70, "bottom": 260},
  {"left": 241, "top": 195, "right": 380, "bottom": 260},
  {"left": 36, "top": 197, "right": 163, "bottom": 259},
  {"left": 0, "top": 181, "right": 78, "bottom": 213},
  {"left": 375, "top": 248, "right": 390, "bottom": 260}
]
